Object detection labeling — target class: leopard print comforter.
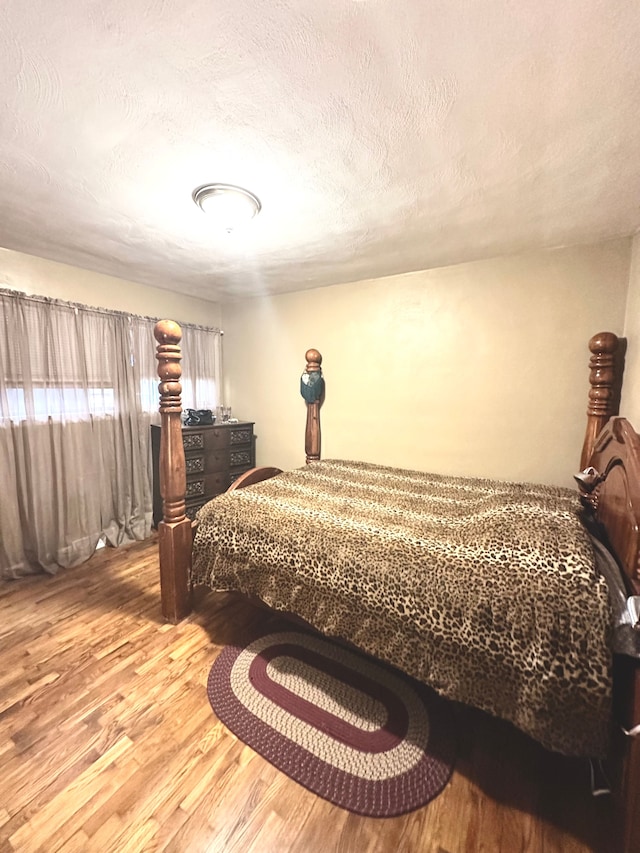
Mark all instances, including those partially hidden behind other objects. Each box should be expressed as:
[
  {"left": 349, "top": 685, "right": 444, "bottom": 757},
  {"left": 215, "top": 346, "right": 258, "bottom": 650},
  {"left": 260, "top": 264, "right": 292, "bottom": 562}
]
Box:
[{"left": 193, "top": 459, "right": 613, "bottom": 757}]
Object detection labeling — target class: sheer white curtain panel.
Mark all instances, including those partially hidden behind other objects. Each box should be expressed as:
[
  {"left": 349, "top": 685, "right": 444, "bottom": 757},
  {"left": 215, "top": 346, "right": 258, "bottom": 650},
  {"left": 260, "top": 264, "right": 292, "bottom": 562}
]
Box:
[
  {"left": 0, "top": 293, "right": 153, "bottom": 578},
  {"left": 180, "top": 324, "right": 224, "bottom": 412},
  {"left": 0, "top": 292, "right": 223, "bottom": 580}
]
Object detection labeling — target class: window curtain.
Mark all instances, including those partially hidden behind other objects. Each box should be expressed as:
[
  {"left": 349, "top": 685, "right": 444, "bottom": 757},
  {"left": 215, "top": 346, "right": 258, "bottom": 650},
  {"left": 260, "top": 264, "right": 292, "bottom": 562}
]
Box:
[
  {"left": 0, "top": 290, "right": 222, "bottom": 579},
  {"left": 180, "top": 324, "right": 224, "bottom": 411}
]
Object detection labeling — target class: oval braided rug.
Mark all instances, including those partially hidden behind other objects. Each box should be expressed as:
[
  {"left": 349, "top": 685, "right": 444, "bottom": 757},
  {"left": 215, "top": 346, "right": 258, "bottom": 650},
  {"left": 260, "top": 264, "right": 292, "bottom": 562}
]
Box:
[{"left": 207, "top": 630, "right": 456, "bottom": 816}]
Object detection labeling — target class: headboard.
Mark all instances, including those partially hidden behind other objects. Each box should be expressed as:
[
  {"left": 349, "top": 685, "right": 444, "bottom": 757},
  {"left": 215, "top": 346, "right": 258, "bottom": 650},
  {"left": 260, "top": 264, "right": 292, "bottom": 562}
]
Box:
[
  {"left": 581, "top": 418, "right": 640, "bottom": 597},
  {"left": 574, "top": 332, "right": 640, "bottom": 597}
]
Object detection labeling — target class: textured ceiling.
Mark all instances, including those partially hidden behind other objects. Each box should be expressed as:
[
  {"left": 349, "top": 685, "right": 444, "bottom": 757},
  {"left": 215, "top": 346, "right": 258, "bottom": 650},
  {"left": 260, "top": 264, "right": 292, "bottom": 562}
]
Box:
[{"left": 1, "top": 0, "right": 639, "bottom": 302}]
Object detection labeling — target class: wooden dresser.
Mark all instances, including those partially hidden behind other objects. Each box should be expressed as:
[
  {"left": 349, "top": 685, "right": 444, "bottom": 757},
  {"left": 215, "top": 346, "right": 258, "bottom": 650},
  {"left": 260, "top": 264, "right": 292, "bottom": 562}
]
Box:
[{"left": 151, "top": 421, "right": 255, "bottom": 525}]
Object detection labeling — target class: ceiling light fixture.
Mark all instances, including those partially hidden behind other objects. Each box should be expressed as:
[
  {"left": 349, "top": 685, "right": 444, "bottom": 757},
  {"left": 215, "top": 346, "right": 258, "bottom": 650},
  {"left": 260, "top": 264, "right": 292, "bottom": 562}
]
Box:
[{"left": 192, "top": 183, "right": 261, "bottom": 231}]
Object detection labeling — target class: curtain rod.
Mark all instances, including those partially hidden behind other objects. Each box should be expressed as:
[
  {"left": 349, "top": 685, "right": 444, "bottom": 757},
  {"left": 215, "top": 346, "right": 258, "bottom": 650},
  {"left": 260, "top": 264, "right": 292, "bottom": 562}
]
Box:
[{"left": 0, "top": 286, "right": 223, "bottom": 335}]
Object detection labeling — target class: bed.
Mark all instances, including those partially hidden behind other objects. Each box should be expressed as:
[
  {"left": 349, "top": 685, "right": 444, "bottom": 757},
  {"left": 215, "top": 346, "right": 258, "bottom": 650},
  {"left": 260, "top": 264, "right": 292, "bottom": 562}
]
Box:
[{"left": 153, "top": 321, "right": 640, "bottom": 852}]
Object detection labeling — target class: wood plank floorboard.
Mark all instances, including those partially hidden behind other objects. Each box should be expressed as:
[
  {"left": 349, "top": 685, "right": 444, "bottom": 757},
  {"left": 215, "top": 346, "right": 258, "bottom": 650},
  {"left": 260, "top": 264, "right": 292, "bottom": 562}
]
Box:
[{"left": 0, "top": 537, "right": 614, "bottom": 853}]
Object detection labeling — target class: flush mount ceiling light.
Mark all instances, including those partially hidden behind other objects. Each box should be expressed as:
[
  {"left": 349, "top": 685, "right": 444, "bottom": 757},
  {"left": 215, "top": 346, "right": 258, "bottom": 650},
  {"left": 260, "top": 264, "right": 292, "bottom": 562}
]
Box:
[{"left": 192, "top": 183, "right": 261, "bottom": 231}]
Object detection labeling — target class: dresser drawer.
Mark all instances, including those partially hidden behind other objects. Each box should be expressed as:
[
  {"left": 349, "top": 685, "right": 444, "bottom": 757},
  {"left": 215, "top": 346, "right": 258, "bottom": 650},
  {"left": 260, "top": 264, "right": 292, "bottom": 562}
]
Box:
[
  {"left": 229, "top": 448, "right": 252, "bottom": 469},
  {"left": 182, "top": 431, "right": 206, "bottom": 452},
  {"left": 185, "top": 455, "right": 205, "bottom": 475},
  {"left": 186, "top": 471, "right": 229, "bottom": 498},
  {"left": 229, "top": 426, "right": 253, "bottom": 446},
  {"left": 182, "top": 429, "right": 231, "bottom": 453},
  {"left": 204, "top": 429, "right": 230, "bottom": 451},
  {"left": 205, "top": 449, "right": 230, "bottom": 473},
  {"left": 184, "top": 450, "right": 230, "bottom": 474}
]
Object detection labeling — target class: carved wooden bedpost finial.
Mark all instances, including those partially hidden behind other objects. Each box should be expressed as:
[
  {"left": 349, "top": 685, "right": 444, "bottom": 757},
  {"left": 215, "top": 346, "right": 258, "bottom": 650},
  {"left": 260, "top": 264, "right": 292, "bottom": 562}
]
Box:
[
  {"left": 580, "top": 332, "right": 619, "bottom": 471},
  {"left": 154, "top": 320, "right": 192, "bottom": 622},
  {"left": 155, "top": 320, "right": 184, "bottom": 419},
  {"left": 301, "top": 348, "right": 324, "bottom": 464}
]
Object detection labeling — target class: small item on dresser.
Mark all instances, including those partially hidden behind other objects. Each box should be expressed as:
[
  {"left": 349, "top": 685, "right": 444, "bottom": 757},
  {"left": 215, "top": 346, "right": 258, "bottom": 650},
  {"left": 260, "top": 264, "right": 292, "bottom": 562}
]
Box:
[{"left": 183, "top": 409, "right": 214, "bottom": 426}]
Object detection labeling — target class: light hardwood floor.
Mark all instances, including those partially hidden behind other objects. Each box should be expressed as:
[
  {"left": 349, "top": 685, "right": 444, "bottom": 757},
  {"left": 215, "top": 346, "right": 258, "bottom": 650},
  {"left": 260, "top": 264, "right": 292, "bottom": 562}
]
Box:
[{"left": 0, "top": 537, "right": 614, "bottom": 853}]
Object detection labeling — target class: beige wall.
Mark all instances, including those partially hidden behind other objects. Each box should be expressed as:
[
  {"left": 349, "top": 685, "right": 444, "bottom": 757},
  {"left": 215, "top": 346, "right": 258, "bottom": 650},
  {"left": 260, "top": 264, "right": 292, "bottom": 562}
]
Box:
[
  {"left": 2, "top": 241, "right": 633, "bottom": 488},
  {"left": 622, "top": 233, "right": 640, "bottom": 425},
  {"left": 0, "top": 247, "right": 222, "bottom": 328},
  {"left": 222, "top": 239, "right": 631, "bottom": 487}
]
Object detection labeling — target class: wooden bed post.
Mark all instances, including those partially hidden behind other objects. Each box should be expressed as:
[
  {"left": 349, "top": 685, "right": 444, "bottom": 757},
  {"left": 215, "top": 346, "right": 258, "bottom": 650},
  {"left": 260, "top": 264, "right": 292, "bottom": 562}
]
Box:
[
  {"left": 302, "top": 349, "right": 323, "bottom": 464},
  {"left": 154, "top": 320, "right": 192, "bottom": 623},
  {"left": 580, "top": 331, "right": 619, "bottom": 471}
]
